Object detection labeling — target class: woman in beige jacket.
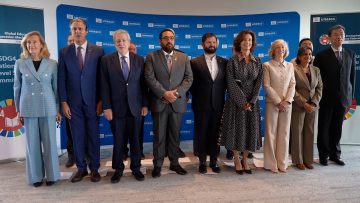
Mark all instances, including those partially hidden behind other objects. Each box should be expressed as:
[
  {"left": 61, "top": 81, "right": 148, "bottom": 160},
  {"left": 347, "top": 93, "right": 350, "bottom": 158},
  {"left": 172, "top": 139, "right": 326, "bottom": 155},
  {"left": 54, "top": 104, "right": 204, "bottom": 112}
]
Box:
[{"left": 263, "top": 39, "right": 296, "bottom": 173}]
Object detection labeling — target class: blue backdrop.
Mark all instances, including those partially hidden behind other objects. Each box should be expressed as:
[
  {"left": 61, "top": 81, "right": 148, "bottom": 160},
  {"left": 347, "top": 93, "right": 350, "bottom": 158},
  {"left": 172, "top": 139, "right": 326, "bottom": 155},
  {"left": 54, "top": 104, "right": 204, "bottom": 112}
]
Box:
[{"left": 56, "top": 4, "right": 300, "bottom": 149}]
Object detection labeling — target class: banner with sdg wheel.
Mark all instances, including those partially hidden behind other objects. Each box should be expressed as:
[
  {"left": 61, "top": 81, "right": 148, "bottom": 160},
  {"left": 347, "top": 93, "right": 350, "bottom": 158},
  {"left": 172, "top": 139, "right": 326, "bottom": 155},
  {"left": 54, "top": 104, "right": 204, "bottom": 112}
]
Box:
[
  {"left": 0, "top": 4, "right": 44, "bottom": 161},
  {"left": 311, "top": 12, "right": 360, "bottom": 144},
  {"left": 56, "top": 4, "right": 300, "bottom": 149}
]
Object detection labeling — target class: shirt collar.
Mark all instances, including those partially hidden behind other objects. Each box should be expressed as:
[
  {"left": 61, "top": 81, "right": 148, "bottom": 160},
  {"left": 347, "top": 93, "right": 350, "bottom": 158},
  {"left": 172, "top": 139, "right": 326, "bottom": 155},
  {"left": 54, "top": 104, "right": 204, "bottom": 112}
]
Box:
[
  {"left": 118, "top": 52, "right": 130, "bottom": 59},
  {"left": 163, "top": 50, "right": 174, "bottom": 57},
  {"left": 271, "top": 59, "right": 287, "bottom": 67},
  {"left": 75, "top": 41, "right": 87, "bottom": 49},
  {"left": 204, "top": 53, "right": 216, "bottom": 60},
  {"left": 237, "top": 53, "right": 257, "bottom": 62},
  {"left": 331, "top": 46, "right": 343, "bottom": 53}
]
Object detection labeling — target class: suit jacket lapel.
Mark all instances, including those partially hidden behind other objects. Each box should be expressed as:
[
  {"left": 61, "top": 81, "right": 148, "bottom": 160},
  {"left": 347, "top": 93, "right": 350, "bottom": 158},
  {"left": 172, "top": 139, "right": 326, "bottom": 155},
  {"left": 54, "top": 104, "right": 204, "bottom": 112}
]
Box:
[
  {"left": 83, "top": 43, "right": 93, "bottom": 70},
  {"left": 129, "top": 52, "right": 136, "bottom": 81},
  {"left": 37, "top": 58, "right": 48, "bottom": 76},
  {"left": 68, "top": 44, "right": 81, "bottom": 71},
  {"left": 295, "top": 65, "right": 311, "bottom": 89},
  {"left": 25, "top": 58, "right": 40, "bottom": 81},
  {"left": 200, "top": 55, "right": 213, "bottom": 81},
  {"left": 215, "top": 56, "right": 225, "bottom": 81},
  {"left": 309, "top": 65, "right": 316, "bottom": 90},
  {"left": 158, "top": 50, "right": 170, "bottom": 75},
  {"left": 111, "top": 52, "right": 124, "bottom": 81}
]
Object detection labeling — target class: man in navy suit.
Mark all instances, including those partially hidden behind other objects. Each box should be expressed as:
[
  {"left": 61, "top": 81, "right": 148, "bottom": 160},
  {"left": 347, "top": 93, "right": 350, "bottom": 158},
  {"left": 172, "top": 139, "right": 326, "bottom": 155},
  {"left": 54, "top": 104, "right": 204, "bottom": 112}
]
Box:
[
  {"left": 58, "top": 18, "right": 104, "bottom": 182},
  {"left": 313, "top": 24, "right": 356, "bottom": 166},
  {"left": 101, "top": 29, "right": 148, "bottom": 183}
]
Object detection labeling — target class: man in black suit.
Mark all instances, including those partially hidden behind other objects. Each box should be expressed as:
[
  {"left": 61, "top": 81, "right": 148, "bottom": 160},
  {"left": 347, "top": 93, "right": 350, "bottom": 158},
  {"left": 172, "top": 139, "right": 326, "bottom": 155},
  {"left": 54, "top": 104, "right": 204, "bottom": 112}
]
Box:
[
  {"left": 190, "top": 33, "right": 227, "bottom": 174},
  {"left": 101, "top": 29, "right": 148, "bottom": 183},
  {"left": 313, "top": 24, "right": 356, "bottom": 166},
  {"left": 144, "top": 28, "right": 193, "bottom": 178}
]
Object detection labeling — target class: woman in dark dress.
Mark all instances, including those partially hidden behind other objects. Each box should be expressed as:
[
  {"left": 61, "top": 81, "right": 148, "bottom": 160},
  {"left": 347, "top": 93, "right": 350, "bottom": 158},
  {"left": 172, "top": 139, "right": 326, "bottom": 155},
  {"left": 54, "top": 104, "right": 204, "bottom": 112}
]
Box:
[{"left": 219, "top": 30, "right": 263, "bottom": 174}]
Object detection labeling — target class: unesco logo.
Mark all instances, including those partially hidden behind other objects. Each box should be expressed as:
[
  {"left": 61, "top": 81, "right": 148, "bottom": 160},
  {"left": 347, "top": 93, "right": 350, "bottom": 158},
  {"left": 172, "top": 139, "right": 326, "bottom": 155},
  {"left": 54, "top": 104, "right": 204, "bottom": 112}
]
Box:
[
  {"left": 96, "top": 18, "right": 102, "bottom": 23},
  {"left": 258, "top": 32, "right": 264, "bottom": 37},
  {"left": 197, "top": 45, "right": 202, "bottom": 50},
  {"left": 245, "top": 22, "right": 251, "bottom": 27},
  {"left": 148, "top": 23, "right": 154, "bottom": 27},
  {"left": 271, "top": 21, "right": 276, "bottom": 25},
  {"left": 136, "top": 33, "right": 142, "bottom": 38},
  {"left": 173, "top": 24, "right": 178, "bottom": 28},
  {"left": 66, "top": 14, "right": 74, "bottom": 19},
  {"left": 96, "top": 41, "right": 103, "bottom": 46},
  {"left": 197, "top": 24, "right": 203, "bottom": 28},
  {"left": 122, "top": 21, "right": 129, "bottom": 26},
  {"left": 109, "top": 31, "right": 114, "bottom": 36},
  {"left": 148, "top": 45, "right": 155, "bottom": 49}
]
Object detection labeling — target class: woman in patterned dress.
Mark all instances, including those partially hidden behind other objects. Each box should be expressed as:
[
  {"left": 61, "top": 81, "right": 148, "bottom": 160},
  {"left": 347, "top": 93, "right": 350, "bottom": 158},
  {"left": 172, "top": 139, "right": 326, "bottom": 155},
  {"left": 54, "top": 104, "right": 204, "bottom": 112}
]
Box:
[{"left": 219, "top": 30, "right": 263, "bottom": 174}]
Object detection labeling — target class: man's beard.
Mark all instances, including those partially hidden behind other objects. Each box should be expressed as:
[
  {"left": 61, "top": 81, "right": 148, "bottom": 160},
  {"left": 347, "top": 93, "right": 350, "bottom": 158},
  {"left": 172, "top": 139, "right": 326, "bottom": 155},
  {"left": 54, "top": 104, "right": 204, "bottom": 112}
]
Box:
[
  {"left": 204, "top": 46, "right": 217, "bottom": 54},
  {"left": 162, "top": 43, "right": 174, "bottom": 53}
]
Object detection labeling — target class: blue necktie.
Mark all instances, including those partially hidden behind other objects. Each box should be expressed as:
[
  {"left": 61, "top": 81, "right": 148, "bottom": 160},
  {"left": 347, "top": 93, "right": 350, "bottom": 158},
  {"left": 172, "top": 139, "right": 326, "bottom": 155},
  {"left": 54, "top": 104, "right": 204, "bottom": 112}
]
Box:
[{"left": 121, "top": 56, "right": 129, "bottom": 80}]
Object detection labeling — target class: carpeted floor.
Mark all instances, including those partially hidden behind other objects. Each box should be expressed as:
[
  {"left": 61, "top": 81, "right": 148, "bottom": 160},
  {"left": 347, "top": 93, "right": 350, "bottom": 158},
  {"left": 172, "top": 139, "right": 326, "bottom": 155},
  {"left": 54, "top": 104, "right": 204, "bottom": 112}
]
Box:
[{"left": 1, "top": 141, "right": 360, "bottom": 203}]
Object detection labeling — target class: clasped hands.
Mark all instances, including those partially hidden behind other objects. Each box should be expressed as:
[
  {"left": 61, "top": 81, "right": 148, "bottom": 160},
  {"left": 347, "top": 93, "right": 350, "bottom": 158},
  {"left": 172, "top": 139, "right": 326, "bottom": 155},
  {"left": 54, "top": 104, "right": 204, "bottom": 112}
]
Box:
[
  {"left": 277, "top": 101, "right": 291, "bottom": 112},
  {"left": 161, "top": 90, "right": 179, "bottom": 104}
]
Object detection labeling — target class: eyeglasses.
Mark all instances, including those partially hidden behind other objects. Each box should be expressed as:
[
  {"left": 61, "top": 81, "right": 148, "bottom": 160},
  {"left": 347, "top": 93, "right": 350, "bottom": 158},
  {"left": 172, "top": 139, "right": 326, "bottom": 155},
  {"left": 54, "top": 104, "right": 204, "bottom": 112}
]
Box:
[{"left": 162, "top": 37, "right": 175, "bottom": 41}]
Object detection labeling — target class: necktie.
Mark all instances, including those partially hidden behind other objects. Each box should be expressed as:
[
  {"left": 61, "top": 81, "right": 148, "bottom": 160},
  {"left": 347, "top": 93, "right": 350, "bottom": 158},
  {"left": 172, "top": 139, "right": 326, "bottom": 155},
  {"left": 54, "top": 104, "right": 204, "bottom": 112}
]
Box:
[
  {"left": 121, "top": 56, "right": 129, "bottom": 80},
  {"left": 166, "top": 54, "right": 172, "bottom": 72},
  {"left": 77, "top": 46, "right": 84, "bottom": 70},
  {"left": 335, "top": 51, "right": 342, "bottom": 64}
]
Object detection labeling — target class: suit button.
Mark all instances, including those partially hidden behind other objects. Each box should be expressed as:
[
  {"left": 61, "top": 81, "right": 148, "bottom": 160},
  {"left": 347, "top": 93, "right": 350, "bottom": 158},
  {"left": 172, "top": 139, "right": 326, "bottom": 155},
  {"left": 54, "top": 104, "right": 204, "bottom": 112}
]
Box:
[
  {"left": 40, "top": 92, "right": 43, "bottom": 95},
  {"left": 25, "top": 74, "right": 29, "bottom": 77},
  {"left": 31, "top": 83, "right": 34, "bottom": 85},
  {"left": 32, "top": 93, "right": 34, "bottom": 95},
  {"left": 126, "top": 83, "right": 128, "bottom": 86},
  {"left": 45, "top": 74, "right": 48, "bottom": 77}
]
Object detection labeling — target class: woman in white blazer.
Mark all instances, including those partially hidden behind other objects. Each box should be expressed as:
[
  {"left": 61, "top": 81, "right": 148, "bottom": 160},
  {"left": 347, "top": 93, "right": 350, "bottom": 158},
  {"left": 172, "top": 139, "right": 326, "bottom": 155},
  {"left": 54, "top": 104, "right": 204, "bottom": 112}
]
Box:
[
  {"left": 263, "top": 39, "right": 295, "bottom": 173},
  {"left": 291, "top": 47, "right": 323, "bottom": 170},
  {"left": 13, "top": 31, "right": 61, "bottom": 187}
]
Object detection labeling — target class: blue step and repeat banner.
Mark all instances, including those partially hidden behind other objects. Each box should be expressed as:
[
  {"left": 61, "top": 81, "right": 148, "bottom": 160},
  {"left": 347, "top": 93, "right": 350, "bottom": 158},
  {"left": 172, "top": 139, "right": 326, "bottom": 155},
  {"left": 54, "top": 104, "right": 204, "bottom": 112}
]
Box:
[
  {"left": 0, "top": 4, "right": 44, "bottom": 160},
  {"left": 311, "top": 12, "right": 360, "bottom": 144},
  {"left": 57, "top": 4, "right": 300, "bottom": 149}
]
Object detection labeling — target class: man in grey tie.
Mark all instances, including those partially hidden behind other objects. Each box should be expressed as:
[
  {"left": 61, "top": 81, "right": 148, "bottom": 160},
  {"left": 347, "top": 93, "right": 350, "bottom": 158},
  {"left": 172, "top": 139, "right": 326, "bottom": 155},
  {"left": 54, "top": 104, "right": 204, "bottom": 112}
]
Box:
[
  {"left": 144, "top": 28, "right": 193, "bottom": 178},
  {"left": 313, "top": 24, "right": 356, "bottom": 166},
  {"left": 100, "top": 29, "right": 148, "bottom": 183}
]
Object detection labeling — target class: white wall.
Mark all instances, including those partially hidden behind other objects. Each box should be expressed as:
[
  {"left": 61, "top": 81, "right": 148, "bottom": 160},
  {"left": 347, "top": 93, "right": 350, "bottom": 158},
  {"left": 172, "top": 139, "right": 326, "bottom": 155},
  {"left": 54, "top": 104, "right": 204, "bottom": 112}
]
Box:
[{"left": 1, "top": 0, "right": 359, "bottom": 60}]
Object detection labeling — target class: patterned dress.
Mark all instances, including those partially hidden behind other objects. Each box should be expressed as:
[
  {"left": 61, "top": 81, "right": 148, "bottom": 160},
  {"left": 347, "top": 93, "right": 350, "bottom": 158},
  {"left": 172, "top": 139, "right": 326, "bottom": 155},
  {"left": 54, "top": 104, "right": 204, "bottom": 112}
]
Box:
[{"left": 219, "top": 55, "right": 263, "bottom": 152}]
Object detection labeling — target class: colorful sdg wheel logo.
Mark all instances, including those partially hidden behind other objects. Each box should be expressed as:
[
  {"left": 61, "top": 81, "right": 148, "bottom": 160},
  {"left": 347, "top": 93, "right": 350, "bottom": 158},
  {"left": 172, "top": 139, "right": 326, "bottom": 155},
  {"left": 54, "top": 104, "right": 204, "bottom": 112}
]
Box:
[
  {"left": 319, "top": 34, "right": 330, "bottom": 45},
  {"left": 344, "top": 99, "right": 357, "bottom": 120},
  {"left": 0, "top": 99, "right": 25, "bottom": 138}
]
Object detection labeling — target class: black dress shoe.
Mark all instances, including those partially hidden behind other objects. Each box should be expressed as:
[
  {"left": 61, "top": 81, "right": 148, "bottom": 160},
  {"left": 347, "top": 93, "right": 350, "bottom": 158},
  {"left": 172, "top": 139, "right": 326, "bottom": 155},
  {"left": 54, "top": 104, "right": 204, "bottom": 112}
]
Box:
[
  {"left": 152, "top": 167, "right": 161, "bottom": 178},
  {"left": 169, "top": 165, "right": 187, "bottom": 175},
  {"left": 111, "top": 170, "right": 123, "bottom": 184},
  {"left": 226, "top": 150, "right": 234, "bottom": 160},
  {"left": 65, "top": 158, "right": 75, "bottom": 168},
  {"left": 241, "top": 159, "right": 252, "bottom": 174},
  {"left": 132, "top": 170, "right": 145, "bottom": 181},
  {"left": 319, "top": 158, "right": 328, "bottom": 166},
  {"left": 199, "top": 163, "right": 207, "bottom": 174},
  {"left": 71, "top": 170, "right": 88, "bottom": 183},
  {"left": 209, "top": 163, "right": 221, "bottom": 173},
  {"left": 179, "top": 149, "right": 186, "bottom": 158},
  {"left": 329, "top": 158, "right": 345, "bottom": 166},
  {"left": 46, "top": 181, "right": 55, "bottom": 186},
  {"left": 33, "top": 181, "right": 43, "bottom": 187},
  {"left": 90, "top": 170, "right": 101, "bottom": 182}
]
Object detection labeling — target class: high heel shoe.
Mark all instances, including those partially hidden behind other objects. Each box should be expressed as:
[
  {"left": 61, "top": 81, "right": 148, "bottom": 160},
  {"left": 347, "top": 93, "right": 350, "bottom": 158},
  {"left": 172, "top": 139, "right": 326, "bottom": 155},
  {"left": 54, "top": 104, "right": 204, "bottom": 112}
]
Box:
[
  {"left": 241, "top": 159, "right": 252, "bottom": 174},
  {"left": 234, "top": 154, "right": 243, "bottom": 175}
]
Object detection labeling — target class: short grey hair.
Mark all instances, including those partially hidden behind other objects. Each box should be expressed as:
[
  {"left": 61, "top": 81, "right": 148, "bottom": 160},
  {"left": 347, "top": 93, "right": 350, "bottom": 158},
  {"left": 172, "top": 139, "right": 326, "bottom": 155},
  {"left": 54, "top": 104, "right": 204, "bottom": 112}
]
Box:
[{"left": 112, "top": 29, "right": 131, "bottom": 42}]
